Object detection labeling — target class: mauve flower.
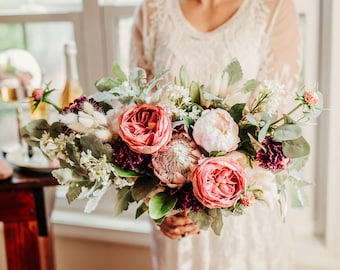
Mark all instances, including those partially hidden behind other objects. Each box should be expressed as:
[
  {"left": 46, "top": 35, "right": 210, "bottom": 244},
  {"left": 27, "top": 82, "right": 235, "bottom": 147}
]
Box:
[
  {"left": 256, "top": 136, "right": 291, "bottom": 171},
  {"left": 191, "top": 156, "right": 247, "bottom": 208},
  {"left": 192, "top": 108, "right": 240, "bottom": 153},
  {"left": 31, "top": 88, "right": 44, "bottom": 101},
  {"left": 152, "top": 132, "right": 201, "bottom": 188},
  {"left": 175, "top": 183, "right": 203, "bottom": 212},
  {"left": 119, "top": 104, "right": 172, "bottom": 154},
  {"left": 112, "top": 137, "right": 149, "bottom": 170}
]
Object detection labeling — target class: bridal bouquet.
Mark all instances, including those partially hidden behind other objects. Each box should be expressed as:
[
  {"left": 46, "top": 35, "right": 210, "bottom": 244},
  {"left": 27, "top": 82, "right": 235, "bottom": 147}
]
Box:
[{"left": 22, "top": 60, "right": 323, "bottom": 235}]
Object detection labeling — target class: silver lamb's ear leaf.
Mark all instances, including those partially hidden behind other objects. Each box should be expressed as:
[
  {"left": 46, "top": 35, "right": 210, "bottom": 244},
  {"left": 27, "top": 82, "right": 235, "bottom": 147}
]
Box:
[
  {"left": 111, "top": 62, "right": 127, "bottom": 83},
  {"left": 224, "top": 58, "right": 243, "bottom": 86}
]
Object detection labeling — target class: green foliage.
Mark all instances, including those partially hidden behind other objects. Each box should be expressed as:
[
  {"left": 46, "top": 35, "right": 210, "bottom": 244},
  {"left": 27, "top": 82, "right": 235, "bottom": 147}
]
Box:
[
  {"left": 229, "top": 103, "right": 246, "bottom": 123},
  {"left": 79, "top": 134, "right": 113, "bottom": 162},
  {"left": 273, "top": 124, "right": 302, "bottom": 142},
  {"left": 149, "top": 191, "right": 177, "bottom": 220},
  {"left": 131, "top": 176, "right": 159, "bottom": 202},
  {"left": 66, "top": 185, "right": 83, "bottom": 204},
  {"left": 21, "top": 119, "right": 50, "bottom": 147},
  {"left": 112, "top": 186, "right": 133, "bottom": 216},
  {"left": 135, "top": 202, "right": 148, "bottom": 219},
  {"left": 282, "top": 136, "right": 310, "bottom": 158},
  {"left": 224, "top": 58, "right": 243, "bottom": 86}
]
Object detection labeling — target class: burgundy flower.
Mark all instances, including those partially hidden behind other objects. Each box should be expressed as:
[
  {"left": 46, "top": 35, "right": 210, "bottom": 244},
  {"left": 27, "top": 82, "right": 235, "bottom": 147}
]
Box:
[
  {"left": 112, "top": 137, "right": 149, "bottom": 170},
  {"left": 256, "top": 136, "right": 291, "bottom": 170},
  {"left": 175, "top": 184, "right": 203, "bottom": 212},
  {"left": 61, "top": 96, "right": 101, "bottom": 114}
]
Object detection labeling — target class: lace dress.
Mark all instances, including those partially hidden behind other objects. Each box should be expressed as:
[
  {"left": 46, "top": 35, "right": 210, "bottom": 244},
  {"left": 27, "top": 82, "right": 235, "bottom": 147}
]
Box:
[{"left": 130, "top": 1, "right": 301, "bottom": 269}]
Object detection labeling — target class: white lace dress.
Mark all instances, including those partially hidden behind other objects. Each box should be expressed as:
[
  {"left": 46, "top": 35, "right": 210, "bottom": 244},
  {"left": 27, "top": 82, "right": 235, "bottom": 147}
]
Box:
[{"left": 130, "top": 1, "right": 301, "bottom": 269}]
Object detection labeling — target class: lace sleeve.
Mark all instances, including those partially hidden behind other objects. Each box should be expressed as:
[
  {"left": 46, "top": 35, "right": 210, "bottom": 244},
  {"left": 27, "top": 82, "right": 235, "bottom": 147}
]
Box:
[
  {"left": 129, "top": 0, "right": 155, "bottom": 78},
  {"left": 259, "top": 0, "right": 301, "bottom": 94}
]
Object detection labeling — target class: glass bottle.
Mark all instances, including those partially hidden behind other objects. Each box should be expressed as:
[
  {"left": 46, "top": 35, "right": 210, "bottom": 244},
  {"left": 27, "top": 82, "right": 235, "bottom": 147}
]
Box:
[{"left": 60, "top": 41, "right": 83, "bottom": 109}]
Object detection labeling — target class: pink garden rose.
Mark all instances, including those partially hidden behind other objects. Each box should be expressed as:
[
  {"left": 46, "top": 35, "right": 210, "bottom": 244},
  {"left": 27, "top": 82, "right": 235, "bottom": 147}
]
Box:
[
  {"left": 191, "top": 156, "right": 246, "bottom": 208},
  {"left": 119, "top": 104, "right": 172, "bottom": 154}
]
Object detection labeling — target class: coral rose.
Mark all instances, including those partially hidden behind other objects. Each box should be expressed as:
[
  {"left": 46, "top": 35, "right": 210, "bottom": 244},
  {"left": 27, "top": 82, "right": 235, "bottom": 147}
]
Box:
[
  {"left": 192, "top": 108, "right": 240, "bottom": 153},
  {"left": 119, "top": 104, "right": 172, "bottom": 154},
  {"left": 191, "top": 156, "right": 246, "bottom": 208}
]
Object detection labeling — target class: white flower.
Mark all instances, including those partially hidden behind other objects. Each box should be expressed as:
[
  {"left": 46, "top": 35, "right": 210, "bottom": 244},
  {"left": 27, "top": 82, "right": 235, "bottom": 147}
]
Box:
[{"left": 192, "top": 108, "right": 240, "bottom": 153}]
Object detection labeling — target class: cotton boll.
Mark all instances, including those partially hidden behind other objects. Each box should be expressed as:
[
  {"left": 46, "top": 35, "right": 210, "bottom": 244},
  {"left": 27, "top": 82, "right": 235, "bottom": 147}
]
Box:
[
  {"left": 83, "top": 101, "right": 95, "bottom": 114},
  {"left": 94, "top": 129, "right": 112, "bottom": 141},
  {"left": 92, "top": 111, "right": 107, "bottom": 125},
  {"left": 78, "top": 116, "right": 95, "bottom": 128},
  {"left": 60, "top": 113, "right": 78, "bottom": 124}
]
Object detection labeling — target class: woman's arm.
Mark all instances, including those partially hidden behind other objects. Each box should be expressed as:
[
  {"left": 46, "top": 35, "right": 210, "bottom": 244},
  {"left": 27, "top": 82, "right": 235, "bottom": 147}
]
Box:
[{"left": 259, "top": 0, "right": 301, "bottom": 92}]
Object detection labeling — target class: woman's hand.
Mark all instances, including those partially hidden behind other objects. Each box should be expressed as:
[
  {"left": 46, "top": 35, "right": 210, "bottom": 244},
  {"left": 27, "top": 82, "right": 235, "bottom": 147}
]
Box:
[
  {"left": 159, "top": 214, "right": 200, "bottom": 240},
  {"left": 0, "top": 160, "right": 13, "bottom": 180}
]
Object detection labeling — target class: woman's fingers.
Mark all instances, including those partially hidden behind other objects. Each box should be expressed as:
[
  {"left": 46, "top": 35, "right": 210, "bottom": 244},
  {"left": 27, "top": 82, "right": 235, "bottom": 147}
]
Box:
[
  {"left": 0, "top": 160, "right": 13, "bottom": 180},
  {"left": 159, "top": 215, "right": 200, "bottom": 239}
]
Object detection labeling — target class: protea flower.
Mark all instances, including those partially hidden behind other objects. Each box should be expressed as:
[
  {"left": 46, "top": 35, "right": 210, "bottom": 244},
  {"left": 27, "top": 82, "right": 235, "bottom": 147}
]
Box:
[{"left": 152, "top": 132, "right": 202, "bottom": 188}]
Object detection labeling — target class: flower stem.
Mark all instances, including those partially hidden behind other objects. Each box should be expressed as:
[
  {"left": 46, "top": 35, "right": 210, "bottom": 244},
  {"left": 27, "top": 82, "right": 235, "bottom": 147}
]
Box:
[
  {"left": 271, "top": 104, "right": 302, "bottom": 125},
  {"left": 46, "top": 100, "right": 62, "bottom": 113}
]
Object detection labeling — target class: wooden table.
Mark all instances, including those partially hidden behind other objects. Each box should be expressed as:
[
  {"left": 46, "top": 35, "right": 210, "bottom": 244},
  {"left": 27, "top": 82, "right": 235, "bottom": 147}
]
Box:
[{"left": 0, "top": 168, "right": 58, "bottom": 270}]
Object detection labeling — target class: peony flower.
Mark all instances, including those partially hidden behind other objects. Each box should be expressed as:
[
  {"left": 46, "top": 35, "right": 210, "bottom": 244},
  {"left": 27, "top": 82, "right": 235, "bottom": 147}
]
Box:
[
  {"left": 152, "top": 132, "right": 202, "bottom": 188},
  {"left": 119, "top": 104, "right": 172, "bottom": 154},
  {"left": 191, "top": 156, "right": 246, "bottom": 208},
  {"left": 256, "top": 136, "right": 291, "bottom": 171},
  {"left": 192, "top": 108, "right": 240, "bottom": 153}
]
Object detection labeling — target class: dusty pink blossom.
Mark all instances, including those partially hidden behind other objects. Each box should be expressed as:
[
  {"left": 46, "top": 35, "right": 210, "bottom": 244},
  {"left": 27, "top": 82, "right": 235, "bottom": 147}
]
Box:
[
  {"left": 191, "top": 156, "right": 246, "bottom": 208},
  {"left": 119, "top": 104, "right": 172, "bottom": 154},
  {"left": 240, "top": 192, "right": 256, "bottom": 207},
  {"left": 152, "top": 132, "right": 201, "bottom": 188},
  {"left": 31, "top": 88, "right": 44, "bottom": 101},
  {"left": 304, "top": 91, "right": 319, "bottom": 107}
]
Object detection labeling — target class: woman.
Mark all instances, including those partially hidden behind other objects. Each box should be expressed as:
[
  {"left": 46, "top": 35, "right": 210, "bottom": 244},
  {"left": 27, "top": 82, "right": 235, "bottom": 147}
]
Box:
[{"left": 130, "top": 0, "right": 301, "bottom": 269}]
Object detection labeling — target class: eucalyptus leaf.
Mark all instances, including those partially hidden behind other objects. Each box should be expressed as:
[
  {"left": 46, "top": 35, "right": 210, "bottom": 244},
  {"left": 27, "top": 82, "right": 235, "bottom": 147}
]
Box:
[
  {"left": 113, "top": 186, "right": 133, "bottom": 216},
  {"left": 282, "top": 114, "right": 296, "bottom": 124},
  {"left": 273, "top": 124, "right": 302, "bottom": 142},
  {"left": 224, "top": 58, "right": 243, "bottom": 86},
  {"left": 149, "top": 192, "right": 177, "bottom": 220},
  {"left": 282, "top": 136, "right": 310, "bottom": 158},
  {"left": 258, "top": 119, "right": 271, "bottom": 142},
  {"left": 131, "top": 176, "right": 159, "bottom": 202},
  {"left": 290, "top": 156, "right": 309, "bottom": 171},
  {"left": 245, "top": 113, "right": 259, "bottom": 127},
  {"left": 240, "top": 79, "right": 260, "bottom": 93}
]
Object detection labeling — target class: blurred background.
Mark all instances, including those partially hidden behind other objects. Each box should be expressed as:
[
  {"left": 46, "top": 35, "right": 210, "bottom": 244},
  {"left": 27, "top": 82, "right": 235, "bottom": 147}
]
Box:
[{"left": 0, "top": 0, "right": 339, "bottom": 269}]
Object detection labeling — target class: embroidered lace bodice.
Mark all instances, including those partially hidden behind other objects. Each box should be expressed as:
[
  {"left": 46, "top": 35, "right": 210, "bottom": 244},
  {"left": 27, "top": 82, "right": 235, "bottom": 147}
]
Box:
[{"left": 130, "top": 0, "right": 301, "bottom": 269}]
